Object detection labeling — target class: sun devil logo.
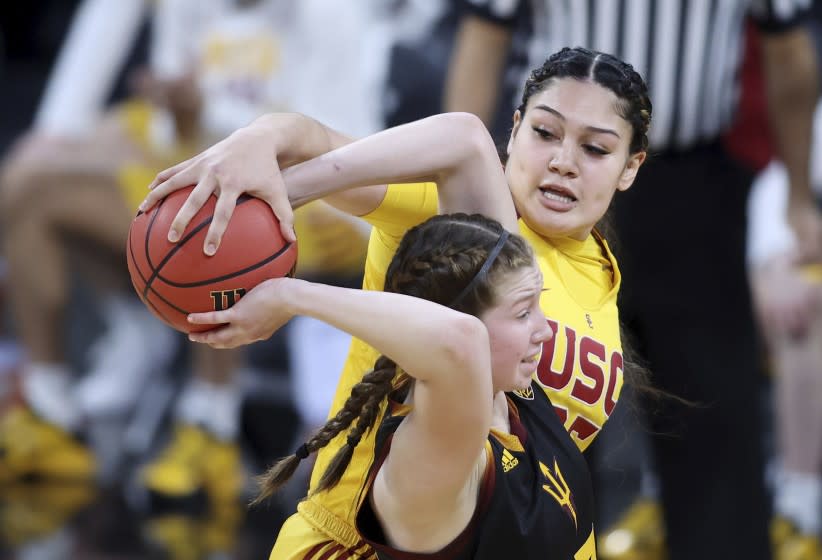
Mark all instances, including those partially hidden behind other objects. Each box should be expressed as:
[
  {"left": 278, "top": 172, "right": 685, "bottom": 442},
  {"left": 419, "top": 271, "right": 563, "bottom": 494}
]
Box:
[
  {"left": 513, "top": 385, "right": 534, "bottom": 400},
  {"left": 540, "top": 458, "right": 578, "bottom": 529}
]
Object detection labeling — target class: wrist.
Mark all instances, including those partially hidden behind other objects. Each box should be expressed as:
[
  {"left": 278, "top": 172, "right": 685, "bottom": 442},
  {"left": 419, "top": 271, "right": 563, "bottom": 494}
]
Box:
[
  {"left": 280, "top": 277, "right": 309, "bottom": 318},
  {"left": 254, "top": 113, "right": 307, "bottom": 165}
]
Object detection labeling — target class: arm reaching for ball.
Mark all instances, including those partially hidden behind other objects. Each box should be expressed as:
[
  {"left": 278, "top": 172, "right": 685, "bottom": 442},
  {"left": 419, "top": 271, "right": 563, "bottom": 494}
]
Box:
[
  {"left": 141, "top": 113, "right": 353, "bottom": 254},
  {"left": 140, "top": 112, "right": 515, "bottom": 255}
]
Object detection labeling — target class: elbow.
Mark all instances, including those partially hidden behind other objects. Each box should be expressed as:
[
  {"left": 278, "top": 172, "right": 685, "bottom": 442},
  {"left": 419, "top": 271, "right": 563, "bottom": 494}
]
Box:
[
  {"left": 451, "top": 112, "right": 495, "bottom": 149},
  {"left": 438, "top": 112, "right": 497, "bottom": 161},
  {"left": 441, "top": 314, "right": 492, "bottom": 382}
]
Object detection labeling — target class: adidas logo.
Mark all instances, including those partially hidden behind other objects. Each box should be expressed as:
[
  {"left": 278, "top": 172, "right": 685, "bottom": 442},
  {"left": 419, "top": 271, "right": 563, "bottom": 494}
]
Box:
[{"left": 502, "top": 449, "right": 519, "bottom": 473}]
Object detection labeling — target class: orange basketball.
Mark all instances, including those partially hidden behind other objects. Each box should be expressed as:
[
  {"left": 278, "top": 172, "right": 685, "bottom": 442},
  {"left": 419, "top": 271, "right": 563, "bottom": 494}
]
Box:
[{"left": 127, "top": 186, "right": 297, "bottom": 333}]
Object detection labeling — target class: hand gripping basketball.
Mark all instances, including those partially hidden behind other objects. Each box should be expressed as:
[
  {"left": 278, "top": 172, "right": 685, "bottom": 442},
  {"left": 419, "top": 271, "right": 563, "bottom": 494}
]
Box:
[{"left": 127, "top": 186, "right": 298, "bottom": 333}]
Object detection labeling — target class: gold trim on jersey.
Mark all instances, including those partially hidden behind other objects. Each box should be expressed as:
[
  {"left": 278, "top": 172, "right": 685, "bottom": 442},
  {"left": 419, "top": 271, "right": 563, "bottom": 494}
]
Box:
[
  {"left": 513, "top": 385, "right": 535, "bottom": 400},
  {"left": 489, "top": 429, "right": 524, "bottom": 453},
  {"left": 298, "top": 501, "right": 363, "bottom": 550}
]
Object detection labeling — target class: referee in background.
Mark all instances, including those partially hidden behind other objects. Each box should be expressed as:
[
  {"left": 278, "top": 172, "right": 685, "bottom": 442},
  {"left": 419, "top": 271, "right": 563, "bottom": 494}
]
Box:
[{"left": 444, "top": 1, "right": 821, "bottom": 560}]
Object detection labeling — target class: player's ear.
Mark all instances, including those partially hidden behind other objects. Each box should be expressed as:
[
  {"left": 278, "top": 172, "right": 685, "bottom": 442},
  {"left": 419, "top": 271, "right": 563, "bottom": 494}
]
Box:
[
  {"left": 507, "top": 110, "right": 523, "bottom": 157},
  {"left": 617, "top": 151, "right": 646, "bottom": 192}
]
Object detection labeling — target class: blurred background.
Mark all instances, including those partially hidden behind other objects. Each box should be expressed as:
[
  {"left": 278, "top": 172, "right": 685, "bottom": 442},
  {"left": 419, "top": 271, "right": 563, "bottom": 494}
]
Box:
[{"left": 0, "top": 1, "right": 821, "bottom": 559}]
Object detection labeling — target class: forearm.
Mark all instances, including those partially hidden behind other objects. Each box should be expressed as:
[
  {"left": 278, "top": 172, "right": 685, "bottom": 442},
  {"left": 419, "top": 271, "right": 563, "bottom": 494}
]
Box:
[
  {"left": 252, "top": 112, "right": 355, "bottom": 169},
  {"left": 239, "top": 112, "right": 383, "bottom": 214},
  {"left": 285, "top": 279, "right": 489, "bottom": 385},
  {"left": 282, "top": 113, "right": 517, "bottom": 229},
  {"left": 443, "top": 15, "right": 512, "bottom": 124},
  {"left": 762, "top": 27, "right": 820, "bottom": 206}
]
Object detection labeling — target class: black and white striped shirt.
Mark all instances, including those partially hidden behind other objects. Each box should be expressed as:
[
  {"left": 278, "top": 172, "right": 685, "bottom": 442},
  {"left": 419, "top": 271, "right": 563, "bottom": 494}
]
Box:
[{"left": 463, "top": 0, "right": 811, "bottom": 152}]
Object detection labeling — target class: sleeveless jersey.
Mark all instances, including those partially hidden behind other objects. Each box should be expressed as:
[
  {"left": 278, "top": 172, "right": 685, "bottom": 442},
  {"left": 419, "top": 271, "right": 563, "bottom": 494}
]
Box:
[
  {"left": 357, "top": 380, "right": 597, "bottom": 559},
  {"left": 301, "top": 182, "right": 623, "bottom": 531}
]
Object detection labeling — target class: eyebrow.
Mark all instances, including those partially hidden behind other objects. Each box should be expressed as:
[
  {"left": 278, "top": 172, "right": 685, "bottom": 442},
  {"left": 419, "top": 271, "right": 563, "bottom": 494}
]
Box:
[
  {"left": 533, "top": 104, "right": 621, "bottom": 138},
  {"left": 512, "top": 289, "right": 541, "bottom": 304}
]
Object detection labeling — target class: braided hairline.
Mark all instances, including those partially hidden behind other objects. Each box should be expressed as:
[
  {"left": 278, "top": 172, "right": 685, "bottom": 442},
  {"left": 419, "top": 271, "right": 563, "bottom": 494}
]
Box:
[
  {"left": 517, "top": 47, "right": 652, "bottom": 153},
  {"left": 387, "top": 216, "right": 505, "bottom": 292}
]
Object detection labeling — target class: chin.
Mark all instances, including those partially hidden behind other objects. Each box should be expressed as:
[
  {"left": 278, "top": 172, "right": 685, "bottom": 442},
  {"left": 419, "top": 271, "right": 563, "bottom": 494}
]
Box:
[
  {"left": 513, "top": 375, "right": 533, "bottom": 391},
  {"left": 523, "top": 211, "right": 576, "bottom": 239}
]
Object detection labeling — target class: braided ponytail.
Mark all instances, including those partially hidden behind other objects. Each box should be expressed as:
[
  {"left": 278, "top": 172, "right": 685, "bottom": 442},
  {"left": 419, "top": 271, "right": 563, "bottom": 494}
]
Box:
[
  {"left": 252, "top": 356, "right": 398, "bottom": 504},
  {"left": 314, "top": 356, "right": 397, "bottom": 493}
]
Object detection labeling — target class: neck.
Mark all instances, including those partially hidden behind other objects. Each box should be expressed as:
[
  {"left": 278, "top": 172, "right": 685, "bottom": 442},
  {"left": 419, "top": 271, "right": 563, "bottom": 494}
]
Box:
[{"left": 490, "top": 391, "right": 510, "bottom": 433}]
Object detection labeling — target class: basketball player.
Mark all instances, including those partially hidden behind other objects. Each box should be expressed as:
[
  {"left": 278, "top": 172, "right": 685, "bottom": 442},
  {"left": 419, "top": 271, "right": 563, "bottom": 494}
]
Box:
[
  {"left": 190, "top": 212, "right": 602, "bottom": 558},
  {"left": 143, "top": 47, "right": 651, "bottom": 559}
]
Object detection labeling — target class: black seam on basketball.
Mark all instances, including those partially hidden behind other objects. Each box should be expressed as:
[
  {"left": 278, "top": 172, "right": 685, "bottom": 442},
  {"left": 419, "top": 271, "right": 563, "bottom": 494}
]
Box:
[
  {"left": 155, "top": 241, "right": 294, "bottom": 287},
  {"left": 135, "top": 196, "right": 197, "bottom": 321},
  {"left": 129, "top": 222, "right": 183, "bottom": 323},
  {"left": 144, "top": 196, "right": 165, "bottom": 273},
  {"left": 144, "top": 282, "right": 194, "bottom": 317},
  {"left": 143, "top": 196, "right": 254, "bottom": 294},
  {"left": 128, "top": 221, "right": 151, "bottom": 288},
  {"left": 128, "top": 216, "right": 152, "bottom": 286}
]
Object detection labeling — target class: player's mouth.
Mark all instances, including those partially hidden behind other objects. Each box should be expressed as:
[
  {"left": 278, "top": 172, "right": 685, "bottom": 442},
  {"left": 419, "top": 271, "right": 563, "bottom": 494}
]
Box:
[
  {"left": 521, "top": 352, "right": 541, "bottom": 364},
  {"left": 539, "top": 184, "right": 577, "bottom": 210}
]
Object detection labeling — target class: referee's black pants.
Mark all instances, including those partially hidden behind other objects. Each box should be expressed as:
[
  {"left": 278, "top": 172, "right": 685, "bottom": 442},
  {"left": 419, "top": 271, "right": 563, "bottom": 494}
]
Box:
[{"left": 613, "top": 142, "right": 771, "bottom": 560}]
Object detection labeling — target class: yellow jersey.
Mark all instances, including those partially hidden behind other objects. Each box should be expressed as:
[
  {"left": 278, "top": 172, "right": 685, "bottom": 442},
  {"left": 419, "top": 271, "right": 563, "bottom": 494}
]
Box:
[
  {"left": 293, "top": 201, "right": 369, "bottom": 282},
  {"left": 300, "top": 182, "right": 624, "bottom": 530}
]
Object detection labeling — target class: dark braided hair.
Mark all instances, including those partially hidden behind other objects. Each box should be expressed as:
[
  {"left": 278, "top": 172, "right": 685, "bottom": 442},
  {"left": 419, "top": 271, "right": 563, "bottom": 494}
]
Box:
[
  {"left": 517, "top": 47, "right": 652, "bottom": 154},
  {"left": 252, "top": 357, "right": 397, "bottom": 503},
  {"left": 254, "top": 213, "right": 534, "bottom": 502}
]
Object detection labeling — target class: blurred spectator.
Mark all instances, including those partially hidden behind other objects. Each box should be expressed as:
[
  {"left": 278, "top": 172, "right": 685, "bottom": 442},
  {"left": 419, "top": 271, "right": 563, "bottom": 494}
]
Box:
[
  {"left": 0, "top": 0, "right": 170, "bottom": 486},
  {"left": 0, "top": 0, "right": 287, "bottom": 530},
  {"left": 741, "top": 22, "right": 822, "bottom": 547},
  {"left": 748, "top": 155, "right": 822, "bottom": 558},
  {"left": 1, "top": 0, "right": 379, "bottom": 519}
]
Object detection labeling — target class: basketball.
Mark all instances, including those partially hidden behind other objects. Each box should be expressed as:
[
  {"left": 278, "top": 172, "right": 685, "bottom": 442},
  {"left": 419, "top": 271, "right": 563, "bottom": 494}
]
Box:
[{"left": 126, "top": 186, "right": 298, "bottom": 333}]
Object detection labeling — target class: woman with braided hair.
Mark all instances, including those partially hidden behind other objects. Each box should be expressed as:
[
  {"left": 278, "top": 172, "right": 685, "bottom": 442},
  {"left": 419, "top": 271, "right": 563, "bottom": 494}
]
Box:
[
  {"left": 142, "top": 46, "right": 651, "bottom": 558},
  {"left": 187, "top": 212, "right": 600, "bottom": 558}
]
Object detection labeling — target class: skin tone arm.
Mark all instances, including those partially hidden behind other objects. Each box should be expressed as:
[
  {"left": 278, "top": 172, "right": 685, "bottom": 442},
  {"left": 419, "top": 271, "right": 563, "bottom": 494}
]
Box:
[
  {"left": 760, "top": 26, "right": 822, "bottom": 262},
  {"left": 141, "top": 112, "right": 517, "bottom": 253},
  {"left": 443, "top": 13, "right": 514, "bottom": 123},
  {"left": 189, "top": 277, "right": 493, "bottom": 548},
  {"left": 141, "top": 112, "right": 354, "bottom": 247},
  {"left": 282, "top": 112, "right": 517, "bottom": 230}
]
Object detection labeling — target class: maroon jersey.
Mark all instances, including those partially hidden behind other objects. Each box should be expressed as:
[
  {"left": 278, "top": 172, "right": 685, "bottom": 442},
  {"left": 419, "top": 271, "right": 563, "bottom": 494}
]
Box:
[{"left": 357, "top": 380, "right": 597, "bottom": 559}]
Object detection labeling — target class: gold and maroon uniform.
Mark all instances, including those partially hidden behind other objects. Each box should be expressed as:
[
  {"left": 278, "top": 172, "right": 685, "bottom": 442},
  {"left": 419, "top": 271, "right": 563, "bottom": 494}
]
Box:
[{"left": 358, "top": 380, "right": 598, "bottom": 560}]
